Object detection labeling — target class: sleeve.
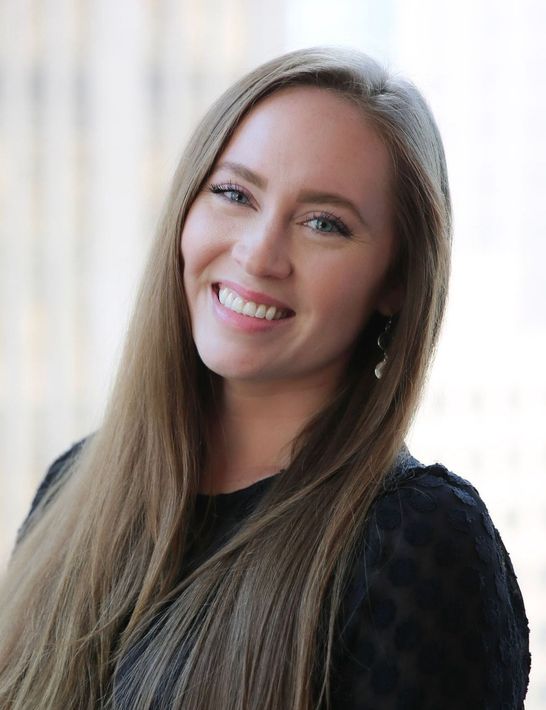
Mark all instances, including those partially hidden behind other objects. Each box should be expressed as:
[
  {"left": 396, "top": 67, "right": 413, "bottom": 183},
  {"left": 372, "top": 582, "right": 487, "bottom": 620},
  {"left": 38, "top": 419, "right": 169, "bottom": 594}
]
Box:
[
  {"left": 331, "top": 465, "right": 531, "bottom": 710},
  {"left": 14, "top": 437, "right": 88, "bottom": 547}
]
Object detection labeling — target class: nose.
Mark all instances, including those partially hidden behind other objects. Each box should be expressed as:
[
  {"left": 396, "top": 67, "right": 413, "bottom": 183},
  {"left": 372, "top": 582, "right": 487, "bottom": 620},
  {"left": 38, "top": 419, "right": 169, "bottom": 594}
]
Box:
[{"left": 231, "top": 215, "right": 293, "bottom": 279}]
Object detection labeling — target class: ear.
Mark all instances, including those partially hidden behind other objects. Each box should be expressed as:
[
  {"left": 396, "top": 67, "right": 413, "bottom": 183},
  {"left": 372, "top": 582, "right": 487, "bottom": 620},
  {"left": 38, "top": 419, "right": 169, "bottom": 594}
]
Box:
[{"left": 376, "top": 282, "right": 404, "bottom": 318}]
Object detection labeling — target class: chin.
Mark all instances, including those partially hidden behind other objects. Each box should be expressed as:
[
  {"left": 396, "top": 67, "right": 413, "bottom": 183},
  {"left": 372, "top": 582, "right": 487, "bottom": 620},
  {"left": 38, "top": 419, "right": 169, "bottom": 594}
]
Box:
[{"left": 197, "top": 349, "right": 265, "bottom": 381}]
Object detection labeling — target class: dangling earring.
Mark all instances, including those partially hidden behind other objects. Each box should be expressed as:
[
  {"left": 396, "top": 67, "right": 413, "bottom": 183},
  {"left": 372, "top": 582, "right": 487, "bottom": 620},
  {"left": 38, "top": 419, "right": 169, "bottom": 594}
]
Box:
[{"left": 374, "top": 317, "right": 392, "bottom": 379}]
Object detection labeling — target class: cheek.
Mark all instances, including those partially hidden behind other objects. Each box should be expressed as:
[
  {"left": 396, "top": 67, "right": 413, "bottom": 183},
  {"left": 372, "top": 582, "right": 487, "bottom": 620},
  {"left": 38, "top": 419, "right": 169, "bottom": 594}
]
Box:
[
  {"left": 180, "top": 205, "right": 202, "bottom": 263},
  {"left": 180, "top": 207, "right": 221, "bottom": 280},
  {"left": 310, "top": 255, "right": 390, "bottom": 323}
]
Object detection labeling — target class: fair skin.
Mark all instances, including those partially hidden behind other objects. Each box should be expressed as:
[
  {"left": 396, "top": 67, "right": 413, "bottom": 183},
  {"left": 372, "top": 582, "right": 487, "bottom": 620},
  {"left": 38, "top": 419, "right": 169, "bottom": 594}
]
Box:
[{"left": 181, "top": 86, "right": 401, "bottom": 493}]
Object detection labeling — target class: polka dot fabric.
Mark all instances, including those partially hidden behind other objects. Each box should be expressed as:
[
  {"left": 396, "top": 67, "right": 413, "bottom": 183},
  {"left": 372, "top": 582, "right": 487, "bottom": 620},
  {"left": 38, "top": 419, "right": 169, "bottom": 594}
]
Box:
[
  {"left": 332, "top": 462, "right": 531, "bottom": 709},
  {"left": 17, "top": 442, "right": 531, "bottom": 708}
]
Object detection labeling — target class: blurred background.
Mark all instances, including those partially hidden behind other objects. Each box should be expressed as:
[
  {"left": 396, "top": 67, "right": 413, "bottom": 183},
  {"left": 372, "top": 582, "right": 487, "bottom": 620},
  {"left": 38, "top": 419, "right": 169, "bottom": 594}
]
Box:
[{"left": 0, "top": 0, "right": 544, "bottom": 704}]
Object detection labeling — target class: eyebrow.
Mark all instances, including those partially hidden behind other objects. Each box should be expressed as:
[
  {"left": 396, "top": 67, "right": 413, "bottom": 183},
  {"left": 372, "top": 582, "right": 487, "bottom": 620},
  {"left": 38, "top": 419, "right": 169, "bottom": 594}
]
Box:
[
  {"left": 214, "top": 160, "right": 370, "bottom": 229},
  {"left": 216, "top": 160, "right": 267, "bottom": 189}
]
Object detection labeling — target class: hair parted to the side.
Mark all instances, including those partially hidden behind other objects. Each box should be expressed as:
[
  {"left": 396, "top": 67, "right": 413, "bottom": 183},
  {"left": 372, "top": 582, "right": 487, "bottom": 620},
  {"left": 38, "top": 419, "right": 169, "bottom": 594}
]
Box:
[{"left": 0, "top": 46, "right": 451, "bottom": 709}]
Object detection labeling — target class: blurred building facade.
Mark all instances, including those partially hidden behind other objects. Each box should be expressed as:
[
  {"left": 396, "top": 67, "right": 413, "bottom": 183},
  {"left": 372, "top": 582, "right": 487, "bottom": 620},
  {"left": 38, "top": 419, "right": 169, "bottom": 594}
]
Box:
[{"left": 1, "top": 0, "right": 544, "bottom": 704}]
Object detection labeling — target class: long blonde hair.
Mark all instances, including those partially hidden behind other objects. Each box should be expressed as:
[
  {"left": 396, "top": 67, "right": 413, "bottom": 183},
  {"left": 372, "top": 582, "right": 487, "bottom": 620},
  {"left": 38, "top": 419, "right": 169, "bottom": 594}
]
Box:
[{"left": 0, "top": 47, "right": 451, "bottom": 709}]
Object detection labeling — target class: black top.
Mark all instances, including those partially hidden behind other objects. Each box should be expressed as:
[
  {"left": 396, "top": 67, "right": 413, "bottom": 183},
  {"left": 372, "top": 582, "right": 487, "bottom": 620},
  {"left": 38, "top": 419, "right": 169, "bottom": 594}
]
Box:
[{"left": 16, "top": 440, "right": 531, "bottom": 709}]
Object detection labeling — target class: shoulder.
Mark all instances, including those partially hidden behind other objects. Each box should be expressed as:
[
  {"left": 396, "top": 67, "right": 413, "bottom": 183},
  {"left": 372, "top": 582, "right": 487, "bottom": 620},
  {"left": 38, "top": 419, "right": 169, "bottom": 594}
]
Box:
[
  {"left": 374, "top": 457, "right": 500, "bottom": 549},
  {"left": 334, "top": 457, "right": 531, "bottom": 708},
  {"left": 364, "top": 454, "right": 504, "bottom": 584},
  {"left": 15, "top": 436, "right": 90, "bottom": 546},
  {"left": 31, "top": 436, "right": 90, "bottom": 513}
]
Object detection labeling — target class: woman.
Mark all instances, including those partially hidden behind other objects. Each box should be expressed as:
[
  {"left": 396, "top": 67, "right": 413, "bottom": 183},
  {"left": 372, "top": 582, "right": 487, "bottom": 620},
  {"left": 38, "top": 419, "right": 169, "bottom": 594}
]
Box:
[{"left": 0, "top": 47, "right": 530, "bottom": 709}]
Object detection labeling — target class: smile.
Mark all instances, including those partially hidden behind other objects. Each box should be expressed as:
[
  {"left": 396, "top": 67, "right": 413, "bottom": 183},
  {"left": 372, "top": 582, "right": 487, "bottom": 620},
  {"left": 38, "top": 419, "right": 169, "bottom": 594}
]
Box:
[{"left": 216, "top": 284, "right": 292, "bottom": 320}]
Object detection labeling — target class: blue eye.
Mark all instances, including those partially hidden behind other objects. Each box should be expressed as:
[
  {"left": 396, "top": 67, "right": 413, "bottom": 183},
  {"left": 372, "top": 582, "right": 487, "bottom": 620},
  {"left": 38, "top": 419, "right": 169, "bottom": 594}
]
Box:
[
  {"left": 209, "top": 183, "right": 250, "bottom": 205},
  {"left": 306, "top": 212, "right": 352, "bottom": 238}
]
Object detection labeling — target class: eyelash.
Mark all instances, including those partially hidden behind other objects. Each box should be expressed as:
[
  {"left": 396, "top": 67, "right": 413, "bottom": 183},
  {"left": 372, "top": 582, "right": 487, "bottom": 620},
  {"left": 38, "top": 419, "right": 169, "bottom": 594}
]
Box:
[
  {"left": 209, "top": 182, "right": 251, "bottom": 205},
  {"left": 306, "top": 211, "right": 353, "bottom": 238},
  {"left": 208, "top": 182, "right": 353, "bottom": 239}
]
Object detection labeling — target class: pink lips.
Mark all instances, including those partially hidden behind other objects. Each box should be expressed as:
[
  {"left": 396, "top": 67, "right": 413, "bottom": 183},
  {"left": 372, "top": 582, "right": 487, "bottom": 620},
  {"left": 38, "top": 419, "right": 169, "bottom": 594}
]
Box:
[
  {"left": 210, "top": 284, "right": 294, "bottom": 333},
  {"left": 214, "top": 279, "right": 294, "bottom": 314}
]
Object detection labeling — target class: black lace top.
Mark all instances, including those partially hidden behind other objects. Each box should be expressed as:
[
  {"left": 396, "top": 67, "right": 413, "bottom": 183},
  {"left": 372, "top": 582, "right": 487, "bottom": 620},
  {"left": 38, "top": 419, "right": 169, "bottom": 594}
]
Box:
[{"left": 16, "top": 440, "right": 531, "bottom": 709}]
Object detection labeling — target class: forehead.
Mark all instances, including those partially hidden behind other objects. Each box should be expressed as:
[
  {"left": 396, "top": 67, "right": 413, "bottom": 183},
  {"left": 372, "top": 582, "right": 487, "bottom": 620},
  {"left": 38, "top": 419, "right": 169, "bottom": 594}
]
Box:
[
  {"left": 227, "top": 85, "right": 385, "bottom": 155},
  {"left": 214, "top": 85, "right": 392, "bottom": 229}
]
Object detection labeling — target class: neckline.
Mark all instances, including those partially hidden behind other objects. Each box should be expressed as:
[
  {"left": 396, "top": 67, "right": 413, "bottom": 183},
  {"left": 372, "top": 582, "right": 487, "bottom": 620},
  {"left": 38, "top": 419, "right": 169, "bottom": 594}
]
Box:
[
  {"left": 196, "top": 469, "right": 283, "bottom": 500},
  {"left": 194, "top": 447, "right": 418, "bottom": 501}
]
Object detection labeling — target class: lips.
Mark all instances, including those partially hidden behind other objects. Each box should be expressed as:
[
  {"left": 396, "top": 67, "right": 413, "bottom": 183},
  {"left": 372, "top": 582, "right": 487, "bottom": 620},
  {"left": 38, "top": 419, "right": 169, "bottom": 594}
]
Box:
[
  {"left": 213, "top": 280, "right": 295, "bottom": 315},
  {"left": 211, "top": 284, "right": 294, "bottom": 332}
]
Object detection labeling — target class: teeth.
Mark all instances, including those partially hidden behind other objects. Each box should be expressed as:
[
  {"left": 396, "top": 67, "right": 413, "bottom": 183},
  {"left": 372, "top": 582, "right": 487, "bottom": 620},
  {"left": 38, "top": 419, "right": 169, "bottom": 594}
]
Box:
[
  {"left": 217, "top": 286, "right": 289, "bottom": 321},
  {"left": 242, "top": 301, "right": 257, "bottom": 317}
]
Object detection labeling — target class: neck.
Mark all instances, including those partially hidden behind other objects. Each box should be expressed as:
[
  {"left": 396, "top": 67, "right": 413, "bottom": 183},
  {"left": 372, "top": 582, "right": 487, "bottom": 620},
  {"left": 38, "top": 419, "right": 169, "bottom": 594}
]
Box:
[{"left": 202, "top": 370, "right": 341, "bottom": 493}]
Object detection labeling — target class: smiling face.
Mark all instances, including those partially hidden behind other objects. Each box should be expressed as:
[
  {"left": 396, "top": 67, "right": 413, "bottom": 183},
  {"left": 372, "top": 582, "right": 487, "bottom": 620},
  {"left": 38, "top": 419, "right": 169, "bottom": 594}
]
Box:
[{"left": 181, "top": 85, "right": 401, "bottom": 390}]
